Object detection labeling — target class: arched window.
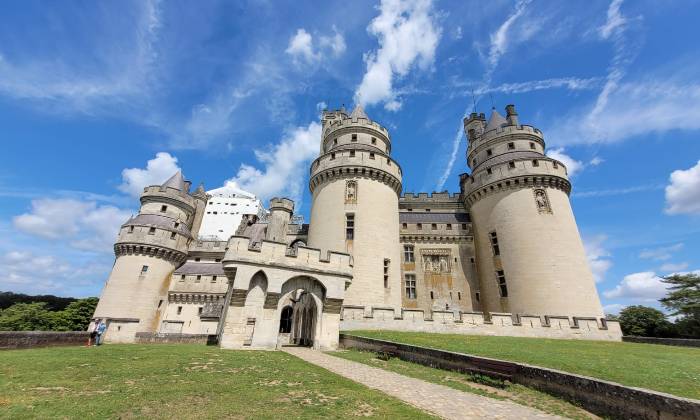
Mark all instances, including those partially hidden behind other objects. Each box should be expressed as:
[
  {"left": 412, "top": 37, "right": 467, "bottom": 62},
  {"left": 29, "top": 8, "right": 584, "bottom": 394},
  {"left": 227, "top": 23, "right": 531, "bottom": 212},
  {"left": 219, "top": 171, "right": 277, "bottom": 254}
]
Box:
[{"left": 279, "top": 306, "right": 293, "bottom": 333}]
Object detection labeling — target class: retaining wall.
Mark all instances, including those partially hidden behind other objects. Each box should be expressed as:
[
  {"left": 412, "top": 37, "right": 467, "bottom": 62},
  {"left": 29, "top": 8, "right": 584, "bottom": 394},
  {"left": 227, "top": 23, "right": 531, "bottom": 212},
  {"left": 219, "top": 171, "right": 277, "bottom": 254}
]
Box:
[
  {"left": 134, "top": 332, "right": 217, "bottom": 345},
  {"left": 340, "top": 334, "right": 700, "bottom": 420},
  {"left": 623, "top": 336, "right": 700, "bottom": 348},
  {"left": 0, "top": 331, "right": 90, "bottom": 350},
  {"left": 340, "top": 306, "right": 623, "bottom": 341}
]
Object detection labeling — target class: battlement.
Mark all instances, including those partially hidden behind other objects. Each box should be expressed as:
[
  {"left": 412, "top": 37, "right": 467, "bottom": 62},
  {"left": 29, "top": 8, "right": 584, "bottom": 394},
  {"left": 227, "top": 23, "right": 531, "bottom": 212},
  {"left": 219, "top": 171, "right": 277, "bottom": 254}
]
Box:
[
  {"left": 309, "top": 149, "right": 403, "bottom": 195},
  {"left": 324, "top": 115, "right": 390, "bottom": 139},
  {"left": 340, "top": 306, "right": 622, "bottom": 341},
  {"left": 141, "top": 185, "right": 198, "bottom": 211},
  {"left": 223, "top": 236, "right": 353, "bottom": 280},
  {"left": 189, "top": 239, "right": 227, "bottom": 253},
  {"left": 470, "top": 124, "right": 544, "bottom": 150},
  {"left": 400, "top": 192, "right": 462, "bottom": 202},
  {"left": 269, "top": 197, "right": 294, "bottom": 213}
]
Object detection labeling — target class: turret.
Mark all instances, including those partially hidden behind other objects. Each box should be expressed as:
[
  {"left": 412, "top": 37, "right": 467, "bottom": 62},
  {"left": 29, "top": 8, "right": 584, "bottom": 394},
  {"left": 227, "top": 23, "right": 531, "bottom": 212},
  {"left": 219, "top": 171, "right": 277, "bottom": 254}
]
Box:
[
  {"left": 307, "top": 104, "right": 403, "bottom": 310},
  {"left": 92, "top": 171, "right": 203, "bottom": 342},
  {"left": 265, "top": 198, "right": 294, "bottom": 242},
  {"left": 461, "top": 105, "right": 604, "bottom": 318}
]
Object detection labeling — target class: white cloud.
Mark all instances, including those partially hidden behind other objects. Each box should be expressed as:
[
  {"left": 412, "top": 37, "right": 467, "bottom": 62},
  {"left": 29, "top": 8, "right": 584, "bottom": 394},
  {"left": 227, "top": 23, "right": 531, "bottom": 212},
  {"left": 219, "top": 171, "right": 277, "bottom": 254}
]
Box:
[
  {"left": 638, "top": 243, "right": 683, "bottom": 261},
  {"left": 286, "top": 26, "right": 346, "bottom": 65},
  {"left": 354, "top": 0, "right": 441, "bottom": 111},
  {"left": 286, "top": 29, "right": 317, "bottom": 63},
  {"left": 665, "top": 160, "right": 700, "bottom": 215},
  {"left": 118, "top": 152, "right": 181, "bottom": 197},
  {"left": 589, "top": 156, "right": 604, "bottom": 166},
  {"left": 487, "top": 0, "right": 531, "bottom": 72},
  {"left": 583, "top": 234, "right": 613, "bottom": 283},
  {"left": 224, "top": 121, "right": 321, "bottom": 205},
  {"left": 603, "top": 303, "right": 626, "bottom": 315},
  {"left": 548, "top": 79, "right": 700, "bottom": 145},
  {"left": 0, "top": 250, "right": 107, "bottom": 297},
  {"left": 0, "top": 0, "right": 161, "bottom": 113},
  {"left": 660, "top": 262, "right": 689, "bottom": 273},
  {"left": 572, "top": 184, "right": 664, "bottom": 198},
  {"left": 546, "top": 148, "right": 584, "bottom": 177},
  {"left": 603, "top": 271, "right": 669, "bottom": 300},
  {"left": 12, "top": 199, "right": 132, "bottom": 253},
  {"left": 474, "top": 77, "right": 602, "bottom": 96},
  {"left": 436, "top": 1, "right": 530, "bottom": 191},
  {"left": 598, "top": 0, "right": 626, "bottom": 40},
  {"left": 319, "top": 27, "right": 347, "bottom": 57}
]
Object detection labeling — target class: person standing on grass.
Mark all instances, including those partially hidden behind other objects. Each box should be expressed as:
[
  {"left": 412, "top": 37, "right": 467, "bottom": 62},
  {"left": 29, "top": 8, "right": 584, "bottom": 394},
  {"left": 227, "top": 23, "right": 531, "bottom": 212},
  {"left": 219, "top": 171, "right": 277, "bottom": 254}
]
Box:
[
  {"left": 88, "top": 320, "right": 98, "bottom": 346},
  {"left": 95, "top": 320, "right": 107, "bottom": 346}
]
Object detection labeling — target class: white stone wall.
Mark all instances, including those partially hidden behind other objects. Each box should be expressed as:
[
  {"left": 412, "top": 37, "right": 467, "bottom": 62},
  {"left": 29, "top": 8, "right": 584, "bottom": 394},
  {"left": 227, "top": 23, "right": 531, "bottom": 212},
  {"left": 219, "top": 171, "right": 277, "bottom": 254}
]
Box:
[
  {"left": 471, "top": 187, "right": 604, "bottom": 317},
  {"left": 93, "top": 255, "right": 174, "bottom": 340},
  {"left": 308, "top": 178, "right": 402, "bottom": 310},
  {"left": 159, "top": 303, "right": 219, "bottom": 334},
  {"left": 340, "top": 306, "right": 622, "bottom": 341}
]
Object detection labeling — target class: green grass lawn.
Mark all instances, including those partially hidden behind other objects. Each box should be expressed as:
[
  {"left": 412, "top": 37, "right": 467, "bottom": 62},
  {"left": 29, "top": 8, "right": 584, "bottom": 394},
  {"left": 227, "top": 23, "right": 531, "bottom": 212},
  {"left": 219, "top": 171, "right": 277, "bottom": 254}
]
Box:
[
  {"left": 329, "top": 349, "right": 595, "bottom": 419},
  {"left": 344, "top": 331, "right": 700, "bottom": 400},
  {"left": 0, "top": 344, "right": 434, "bottom": 419}
]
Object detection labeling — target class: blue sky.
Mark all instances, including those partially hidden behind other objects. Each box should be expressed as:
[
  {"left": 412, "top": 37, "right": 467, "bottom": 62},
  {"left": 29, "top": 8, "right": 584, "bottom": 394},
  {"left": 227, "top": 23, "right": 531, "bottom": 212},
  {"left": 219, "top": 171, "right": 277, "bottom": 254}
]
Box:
[{"left": 1, "top": 0, "right": 699, "bottom": 316}]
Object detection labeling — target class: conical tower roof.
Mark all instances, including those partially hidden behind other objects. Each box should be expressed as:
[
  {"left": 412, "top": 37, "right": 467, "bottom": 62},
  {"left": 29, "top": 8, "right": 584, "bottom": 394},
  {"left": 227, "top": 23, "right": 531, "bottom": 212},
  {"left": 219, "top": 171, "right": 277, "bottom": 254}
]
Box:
[
  {"left": 162, "top": 171, "right": 186, "bottom": 191},
  {"left": 350, "top": 104, "right": 369, "bottom": 120},
  {"left": 485, "top": 108, "right": 507, "bottom": 131}
]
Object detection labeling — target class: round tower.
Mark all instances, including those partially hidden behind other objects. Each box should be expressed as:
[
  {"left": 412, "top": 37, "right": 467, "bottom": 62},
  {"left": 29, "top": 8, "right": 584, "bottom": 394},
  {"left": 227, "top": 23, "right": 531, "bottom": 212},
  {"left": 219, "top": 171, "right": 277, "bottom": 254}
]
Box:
[
  {"left": 461, "top": 105, "right": 604, "bottom": 318},
  {"left": 93, "top": 172, "right": 206, "bottom": 341},
  {"left": 307, "top": 105, "right": 403, "bottom": 310}
]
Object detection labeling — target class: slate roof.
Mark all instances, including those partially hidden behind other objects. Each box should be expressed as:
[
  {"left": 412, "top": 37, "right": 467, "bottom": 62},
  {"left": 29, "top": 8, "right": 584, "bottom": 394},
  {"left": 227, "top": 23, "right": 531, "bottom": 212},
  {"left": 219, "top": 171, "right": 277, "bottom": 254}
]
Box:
[
  {"left": 350, "top": 104, "right": 369, "bottom": 120},
  {"left": 123, "top": 213, "right": 192, "bottom": 235},
  {"left": 399, "top": 212, "right": 471, "bottom": 223},
  {"left": 174, "top": 262, "right": 226, "bottom": 276},
  {"left": 485, "top": 109, "right": 508, "bottom": 132},
  {"left": 162, "top": 171, "right": 186, "bottom": 191}
]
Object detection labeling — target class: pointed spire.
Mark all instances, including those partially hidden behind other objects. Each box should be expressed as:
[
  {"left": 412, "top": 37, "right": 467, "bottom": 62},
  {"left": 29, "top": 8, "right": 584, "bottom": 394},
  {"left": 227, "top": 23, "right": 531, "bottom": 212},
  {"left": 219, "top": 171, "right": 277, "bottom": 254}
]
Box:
[
  {"left": 350, "top": 104, "right": 369, "bottom": 120},
  {"left": 193, "top": 182, "right": 207, "bottom": 199},
  {"left": 485, "top": 108, "right": 507, "bottom": 131},
  {"left": 162, "top": 171, "right": 186, "bottom": 191}
]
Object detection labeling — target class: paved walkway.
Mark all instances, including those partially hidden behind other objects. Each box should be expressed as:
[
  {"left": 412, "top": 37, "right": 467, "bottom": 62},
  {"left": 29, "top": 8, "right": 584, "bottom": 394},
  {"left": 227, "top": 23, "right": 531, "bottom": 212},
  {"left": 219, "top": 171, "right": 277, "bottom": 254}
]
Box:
[{"left": 284, "top": 347, "right": 559, "bottom": 420}]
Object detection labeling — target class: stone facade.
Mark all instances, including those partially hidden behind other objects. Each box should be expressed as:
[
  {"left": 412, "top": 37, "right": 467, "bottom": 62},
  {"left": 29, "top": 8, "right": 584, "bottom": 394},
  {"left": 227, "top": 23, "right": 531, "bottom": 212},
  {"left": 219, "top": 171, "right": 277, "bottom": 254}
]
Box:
[{"left": 93, "top": 103, "right": 617, "bottom": 349}]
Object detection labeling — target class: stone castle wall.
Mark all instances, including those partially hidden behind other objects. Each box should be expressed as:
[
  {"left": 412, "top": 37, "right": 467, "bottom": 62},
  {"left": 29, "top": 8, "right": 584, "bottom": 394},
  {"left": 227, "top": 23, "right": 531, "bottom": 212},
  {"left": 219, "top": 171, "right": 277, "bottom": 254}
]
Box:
[{"left": 340, "top": 306, "right": 622, "bottom": 341}]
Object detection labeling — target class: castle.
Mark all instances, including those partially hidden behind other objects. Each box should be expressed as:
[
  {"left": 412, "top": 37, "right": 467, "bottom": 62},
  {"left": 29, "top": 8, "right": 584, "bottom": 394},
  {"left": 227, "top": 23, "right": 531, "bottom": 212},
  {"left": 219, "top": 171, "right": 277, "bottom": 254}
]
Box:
[{"left": 92, "top": 104, "right": 622, "bottom": 349}]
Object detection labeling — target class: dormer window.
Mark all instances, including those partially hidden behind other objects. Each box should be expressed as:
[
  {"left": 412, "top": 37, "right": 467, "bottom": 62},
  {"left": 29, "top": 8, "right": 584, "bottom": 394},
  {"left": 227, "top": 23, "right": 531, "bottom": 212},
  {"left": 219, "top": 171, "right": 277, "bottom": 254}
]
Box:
[
  {"left": 351, "top": 134, "right": 357, "bottom": 142},
  {"left": 160, "top": 205, "right": 167, "bottom": 212},
  {"left": 532, "top": 160, "right": 539, "bottom": 167},
  {"left": 128, "top": 226, "right": 134, "bottom": 233},
  {"left": 148, "top": 227, "right": 156, "bottom": 235}
]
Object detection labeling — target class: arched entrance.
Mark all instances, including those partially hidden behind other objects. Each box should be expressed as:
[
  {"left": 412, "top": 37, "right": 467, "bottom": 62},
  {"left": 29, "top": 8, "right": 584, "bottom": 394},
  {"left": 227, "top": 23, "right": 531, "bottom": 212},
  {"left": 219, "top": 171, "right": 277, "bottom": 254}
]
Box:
[
  {"left": 277, "top": 276, "right": 325, "bottom": 348},
  {"left": 279, "top": 306, "right": 293, "bottom": 333}
]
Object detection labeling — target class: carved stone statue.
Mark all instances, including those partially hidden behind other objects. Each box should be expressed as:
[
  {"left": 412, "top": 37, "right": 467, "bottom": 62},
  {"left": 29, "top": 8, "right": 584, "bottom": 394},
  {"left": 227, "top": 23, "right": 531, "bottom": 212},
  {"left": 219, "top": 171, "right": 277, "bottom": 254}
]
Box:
[
  {"left": 346, "top": 181, "right": 357, "bottom": 203},
  {"left": 235, "top": 214, "right": 259, "bottom": 236},
  {"left": 534, "top": 189, "right": 551, "bottom": 213}
]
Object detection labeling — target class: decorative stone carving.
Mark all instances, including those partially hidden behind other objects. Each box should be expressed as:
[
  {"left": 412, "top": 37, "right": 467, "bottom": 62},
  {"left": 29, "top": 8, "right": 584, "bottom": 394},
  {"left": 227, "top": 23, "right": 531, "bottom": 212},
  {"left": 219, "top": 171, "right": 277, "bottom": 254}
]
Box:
[
  {"left": 421, "top": 249, "right": 452, "bottom": 273},
  {"left": 345, "top": 180, "right": 357, "bottom": 204},
  {"left": 533, "top": 188, "right": 552, "bottom": 214}
]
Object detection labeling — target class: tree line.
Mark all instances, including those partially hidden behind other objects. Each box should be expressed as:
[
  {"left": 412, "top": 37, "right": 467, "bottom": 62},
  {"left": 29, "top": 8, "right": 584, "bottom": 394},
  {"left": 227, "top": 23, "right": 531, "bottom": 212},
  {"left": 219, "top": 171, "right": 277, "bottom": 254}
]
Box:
[
  {"left": 0, "top": 292, "right": 97, "bottom": 332},
  {"left": 612, "top": 274, "right": 699, "bottom": 338}
]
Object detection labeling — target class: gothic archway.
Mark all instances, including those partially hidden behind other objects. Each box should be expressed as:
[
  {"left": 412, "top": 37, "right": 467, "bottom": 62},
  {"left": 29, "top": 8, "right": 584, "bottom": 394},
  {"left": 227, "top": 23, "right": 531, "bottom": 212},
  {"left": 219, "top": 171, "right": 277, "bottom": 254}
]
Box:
[{"left": 276, "top": 276, "right": 325, "bottom": 348}]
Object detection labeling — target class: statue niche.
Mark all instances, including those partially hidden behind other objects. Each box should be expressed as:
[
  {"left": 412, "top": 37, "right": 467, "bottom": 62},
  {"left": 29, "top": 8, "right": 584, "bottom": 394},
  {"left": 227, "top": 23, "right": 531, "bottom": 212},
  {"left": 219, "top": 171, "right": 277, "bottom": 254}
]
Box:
[
  {"left": 345, "top": 180, "right": 357, "bottom": 204},
  {"left": 533, "top": 188, "right": 552, "bottom": 214}
]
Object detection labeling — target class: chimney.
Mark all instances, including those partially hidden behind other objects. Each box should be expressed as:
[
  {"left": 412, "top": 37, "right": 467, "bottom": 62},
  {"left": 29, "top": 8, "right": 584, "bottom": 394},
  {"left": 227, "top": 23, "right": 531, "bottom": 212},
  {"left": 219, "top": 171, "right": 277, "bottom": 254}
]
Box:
[{"left": 505, "top": 104, "right": 519, "bottom": 126}]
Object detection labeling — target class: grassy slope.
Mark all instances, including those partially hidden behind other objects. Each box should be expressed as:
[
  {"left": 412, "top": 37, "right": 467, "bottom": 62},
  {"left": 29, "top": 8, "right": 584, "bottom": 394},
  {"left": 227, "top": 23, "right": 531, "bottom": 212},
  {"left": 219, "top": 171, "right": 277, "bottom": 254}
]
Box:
[
  {"left": 345, "top": 331, "right": 700, "bottom": 400},
  {"left": 0, "top": 344, "right": 434, "bottom": 419},
  {"left": 330, "top": 349, "right": 596, "bottom": 420}
]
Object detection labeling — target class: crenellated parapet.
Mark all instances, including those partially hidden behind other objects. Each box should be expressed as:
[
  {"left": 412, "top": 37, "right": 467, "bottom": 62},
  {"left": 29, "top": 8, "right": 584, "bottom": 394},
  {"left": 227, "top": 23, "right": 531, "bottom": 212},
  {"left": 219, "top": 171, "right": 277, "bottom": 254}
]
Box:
[
  {"left": 140, "top": 185, "right": 199, "bottom": 215},
  {"left": 223, "top": 236, "right": 353, "bottom": 282},
  {"left": 340, "top": 306, "right": 622, "bottom": 341}
]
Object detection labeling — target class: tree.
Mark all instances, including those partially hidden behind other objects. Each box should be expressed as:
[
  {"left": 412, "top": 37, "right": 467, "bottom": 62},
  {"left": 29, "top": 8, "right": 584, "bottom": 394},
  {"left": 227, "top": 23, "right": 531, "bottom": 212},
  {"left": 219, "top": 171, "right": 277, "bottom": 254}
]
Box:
[
  {"left": 618, "top": 305, "right": 673, "bottom": 337},
  {"left": 0, "top": 302, "right": 55, "bottom": 331},
  {"left": 661, "top": 273, "right": 700, "bottom": 338},
  {"left": 52, "top": 298, "right": 99, "bottom": 331}
]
